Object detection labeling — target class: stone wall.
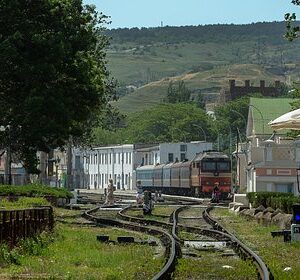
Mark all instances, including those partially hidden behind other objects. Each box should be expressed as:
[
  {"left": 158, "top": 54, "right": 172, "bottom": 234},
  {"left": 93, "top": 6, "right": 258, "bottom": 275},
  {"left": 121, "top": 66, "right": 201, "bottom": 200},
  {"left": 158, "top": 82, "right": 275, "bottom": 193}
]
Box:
[{"left": 226, "top": 80, "right": 281, "bottom": 101}]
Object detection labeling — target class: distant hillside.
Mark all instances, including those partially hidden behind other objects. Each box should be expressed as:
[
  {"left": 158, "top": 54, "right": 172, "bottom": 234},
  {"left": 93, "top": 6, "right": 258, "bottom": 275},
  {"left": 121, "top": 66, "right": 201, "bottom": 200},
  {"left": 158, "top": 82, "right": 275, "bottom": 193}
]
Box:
[
  {"left": 105, "top": 22, "right": 300, "bottom": 113},
  {"left": 113, "top": 64, "right": 285, "bottom": 113},
  {"left": 106, "top": 22, "right": 288, "bottom": 45}
]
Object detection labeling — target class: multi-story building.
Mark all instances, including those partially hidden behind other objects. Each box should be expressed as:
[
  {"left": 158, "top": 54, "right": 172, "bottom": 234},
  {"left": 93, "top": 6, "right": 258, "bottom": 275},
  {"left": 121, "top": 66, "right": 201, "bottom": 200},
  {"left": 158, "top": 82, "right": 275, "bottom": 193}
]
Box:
[
  {"left": 238, "top": 97, "right": 300, "bottom": 195},
  {"left": 77, "top": 141, "right": 213, "bottom": 190},
  {"left": 246, "top": 139, "right": 300, "bottom": 194}
]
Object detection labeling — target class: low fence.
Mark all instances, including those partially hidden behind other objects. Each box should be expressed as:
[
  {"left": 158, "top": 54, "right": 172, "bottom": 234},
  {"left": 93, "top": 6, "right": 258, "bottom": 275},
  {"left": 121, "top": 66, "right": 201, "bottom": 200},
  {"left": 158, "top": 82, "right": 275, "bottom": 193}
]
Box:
[{"left": 0, "top": 207, "right": 54, "bottom": 246}]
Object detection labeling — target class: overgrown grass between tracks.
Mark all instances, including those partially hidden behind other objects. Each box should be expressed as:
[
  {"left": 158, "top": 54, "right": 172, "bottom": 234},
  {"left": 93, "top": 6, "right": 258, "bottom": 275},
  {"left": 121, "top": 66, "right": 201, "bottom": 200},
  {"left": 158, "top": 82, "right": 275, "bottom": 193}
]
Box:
[
  {"left": 212, "top": 208, "right": 300, "bottom": 280},
  {"left": 0, "top": 208, "right": 164, "bottom": 280}
]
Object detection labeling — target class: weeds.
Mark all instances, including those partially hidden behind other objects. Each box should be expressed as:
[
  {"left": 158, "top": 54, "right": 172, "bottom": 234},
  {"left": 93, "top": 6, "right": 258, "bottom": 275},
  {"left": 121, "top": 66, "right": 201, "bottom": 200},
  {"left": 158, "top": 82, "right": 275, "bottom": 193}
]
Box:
[
  {"left": 0, "top": 197, "right": 50, "bottom": 210},
  {"left": 0, "top": 231, "right": 54, "bottom": 268}
]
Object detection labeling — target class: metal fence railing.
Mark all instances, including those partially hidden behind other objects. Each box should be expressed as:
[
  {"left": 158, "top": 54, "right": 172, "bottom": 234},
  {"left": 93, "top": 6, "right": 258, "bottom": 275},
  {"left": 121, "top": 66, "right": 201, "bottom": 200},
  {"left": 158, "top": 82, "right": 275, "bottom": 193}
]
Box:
[{"left": 0, "top": 207, "right": 54, "bottom": 247}]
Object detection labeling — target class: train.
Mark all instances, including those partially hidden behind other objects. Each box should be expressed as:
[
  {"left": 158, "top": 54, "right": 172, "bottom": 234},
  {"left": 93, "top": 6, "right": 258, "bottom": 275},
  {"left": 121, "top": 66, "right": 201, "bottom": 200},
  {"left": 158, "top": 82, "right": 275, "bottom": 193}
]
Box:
[{"left": 135, "top": 151, "right": 232, "bottom": 198}]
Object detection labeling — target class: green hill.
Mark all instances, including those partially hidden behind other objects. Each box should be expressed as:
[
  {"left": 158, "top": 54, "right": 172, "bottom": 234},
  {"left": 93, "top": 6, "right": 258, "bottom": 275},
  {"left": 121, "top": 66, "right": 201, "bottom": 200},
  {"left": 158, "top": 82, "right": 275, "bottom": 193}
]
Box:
[
  {"left": 105, "top": 22, "right": 300, "bottom": 113},
  {"left": 113, "top": 64, "right": 284, "bottom": 113}
]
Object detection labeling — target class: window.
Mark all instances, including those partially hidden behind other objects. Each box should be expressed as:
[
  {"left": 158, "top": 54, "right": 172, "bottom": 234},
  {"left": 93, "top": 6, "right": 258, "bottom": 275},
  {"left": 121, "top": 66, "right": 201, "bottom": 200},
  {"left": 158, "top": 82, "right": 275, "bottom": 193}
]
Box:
[
  {"left": 180, "top": 144, "right": 187, "bottom": 152},
  {"left": 168, "top": 153, "right": 174, "bottom": 162},
  {"left": 276, "top": 183, "right": 293, "bottom": 193},
  {"left": 216, "top": 161, "right": 230, "bottom": 171},
  {"left": 202, "top": 161, "right": 216, "bottom": 171},
  {"left": 129, "top": 153, "right": 131, "bottom": 164},
  {"left": 180, "top": 153, "right": 186, "bottom": 161},
  {"left": 75, "top": 156, "right": 80, "bottom": 169}
]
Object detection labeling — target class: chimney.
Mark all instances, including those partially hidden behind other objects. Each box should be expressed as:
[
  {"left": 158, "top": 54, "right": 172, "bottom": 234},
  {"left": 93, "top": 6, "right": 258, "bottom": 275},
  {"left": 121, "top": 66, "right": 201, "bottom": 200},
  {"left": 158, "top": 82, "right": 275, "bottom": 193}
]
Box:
[
  {"left": 245, "top": 80, "right": 250, "bottom": 87},
  {"left": 260, "top": 80, "right": 265, "bottom": 88}
]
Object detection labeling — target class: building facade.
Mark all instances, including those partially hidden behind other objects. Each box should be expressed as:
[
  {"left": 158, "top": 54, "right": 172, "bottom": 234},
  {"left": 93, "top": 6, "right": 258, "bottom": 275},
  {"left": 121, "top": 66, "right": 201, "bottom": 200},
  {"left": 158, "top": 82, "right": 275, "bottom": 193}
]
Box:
[
  {"left": 237, "top": 97, "right": 300, "bottom": 195},
  {"left": 245, "top": 139, "right": 300, "bottom": 195},
  {"left": 77, "top": 141, "right": 213, "bottom": 190}
]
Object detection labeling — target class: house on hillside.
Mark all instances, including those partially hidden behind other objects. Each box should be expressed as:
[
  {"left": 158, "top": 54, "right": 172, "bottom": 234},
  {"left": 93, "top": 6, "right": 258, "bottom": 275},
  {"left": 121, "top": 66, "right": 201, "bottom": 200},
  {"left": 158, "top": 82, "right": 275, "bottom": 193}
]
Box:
[{"left": 238, "top": 97, "right": 300, "bottom": 195}]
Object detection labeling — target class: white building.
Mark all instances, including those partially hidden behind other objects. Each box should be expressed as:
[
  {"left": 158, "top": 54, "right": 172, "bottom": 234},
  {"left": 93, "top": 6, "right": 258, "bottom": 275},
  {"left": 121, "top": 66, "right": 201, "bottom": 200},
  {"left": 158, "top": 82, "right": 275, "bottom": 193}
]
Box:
[
  {"left": 78, "top": 141, "right": 213, "bottom": 190},
  {"left": 159, "top": 142, "right": 212, "bottom": 163},
  {"left": 84, "top": 144, "right": 135, "bottom": 190}
]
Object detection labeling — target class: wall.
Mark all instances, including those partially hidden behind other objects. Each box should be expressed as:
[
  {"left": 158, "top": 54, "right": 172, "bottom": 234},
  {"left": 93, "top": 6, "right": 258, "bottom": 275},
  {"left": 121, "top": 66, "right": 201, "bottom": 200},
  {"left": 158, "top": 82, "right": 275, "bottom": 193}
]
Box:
[{"left": 227, "top": 80, "right": 281, "bottom": 101}]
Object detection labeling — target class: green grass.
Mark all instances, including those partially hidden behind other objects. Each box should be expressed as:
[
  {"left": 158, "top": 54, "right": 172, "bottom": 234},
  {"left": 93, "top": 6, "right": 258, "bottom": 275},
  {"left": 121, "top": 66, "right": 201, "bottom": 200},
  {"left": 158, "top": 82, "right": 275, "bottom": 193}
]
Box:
[
  {"left": 0, "top": 184, "right": 73, "bottom": 199},
  {"left": 107, "top": 38, "right": 300, "bottom": 113},
  {"left": 211, "top": 208, "right": 300, "bottom": 280},
  {"left": 174, "top": 251, "right": 257, "bottom": 280},
  {"left": 107, "top": 40, "right": 299, "bottom": 87},
  {"left": 0, "top": 197, "right": 50, "bottom": 210},
  {"left": 113, "top": 64, "right": 284, "bottom": 113},
  {"left": 0, "top": 215, "right": 164, "bottom": 280}
]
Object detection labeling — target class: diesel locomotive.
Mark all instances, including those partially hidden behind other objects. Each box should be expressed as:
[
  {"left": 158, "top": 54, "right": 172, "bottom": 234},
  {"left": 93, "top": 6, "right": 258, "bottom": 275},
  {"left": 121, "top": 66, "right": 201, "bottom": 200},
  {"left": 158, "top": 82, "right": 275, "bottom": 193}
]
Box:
[{"left": 135, "top": 151, "right": 232, "bottom": 198}]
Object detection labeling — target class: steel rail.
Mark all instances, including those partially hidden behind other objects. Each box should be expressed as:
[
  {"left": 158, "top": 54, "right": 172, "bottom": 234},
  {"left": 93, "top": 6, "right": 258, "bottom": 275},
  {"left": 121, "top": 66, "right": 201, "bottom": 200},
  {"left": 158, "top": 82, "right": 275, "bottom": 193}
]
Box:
[
  {"left": 120, "top": 204, "right": 273, "bottom": 280},
  {"left": 82, "top": 206, "right": 177, "bottom": 280},
  {"left": 202, "top": 206, "right": 273, "bottom": 280}
]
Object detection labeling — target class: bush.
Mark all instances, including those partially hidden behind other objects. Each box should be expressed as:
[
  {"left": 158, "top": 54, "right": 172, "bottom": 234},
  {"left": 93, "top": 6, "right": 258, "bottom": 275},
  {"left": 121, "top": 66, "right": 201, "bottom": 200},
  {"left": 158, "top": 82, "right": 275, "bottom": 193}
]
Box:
[
  {"left": 246, "top": 192, "right": 299, "bottom": 213},
  {"left": 0, "top": 197, "right": 50, "bottom": 210},
  {"left": 0, "top": 244, "right": 21, "bottom": 266},
  {"left": 0, "top": 184, "right": 73, "bottom": 199},
  {"left": 0, "top": 231, "right": 54, "bottom": 267}
]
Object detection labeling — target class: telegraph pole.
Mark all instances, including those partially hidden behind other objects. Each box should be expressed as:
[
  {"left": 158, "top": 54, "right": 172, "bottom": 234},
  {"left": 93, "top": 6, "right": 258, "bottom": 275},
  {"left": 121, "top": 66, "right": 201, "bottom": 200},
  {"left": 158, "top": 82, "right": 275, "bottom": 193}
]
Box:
[{"left": 66, "top": 137, "right": 73, "bottom": 190}]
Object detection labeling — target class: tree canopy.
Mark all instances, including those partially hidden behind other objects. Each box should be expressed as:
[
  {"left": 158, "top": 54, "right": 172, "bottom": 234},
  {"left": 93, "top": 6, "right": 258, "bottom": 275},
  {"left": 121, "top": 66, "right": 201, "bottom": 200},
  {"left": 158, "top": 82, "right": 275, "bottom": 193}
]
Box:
[
  {"left": 285, "top": 0, "right": 300, "bottom": 40},
  {"left": 93, "top": 103, "right": 216, "bottom": 145},
  {"left": 0, "top": 0, "right": 112, "bottom": 173},
  {"left": 165, "top": 81, "right": 191, "bottom": 104}
]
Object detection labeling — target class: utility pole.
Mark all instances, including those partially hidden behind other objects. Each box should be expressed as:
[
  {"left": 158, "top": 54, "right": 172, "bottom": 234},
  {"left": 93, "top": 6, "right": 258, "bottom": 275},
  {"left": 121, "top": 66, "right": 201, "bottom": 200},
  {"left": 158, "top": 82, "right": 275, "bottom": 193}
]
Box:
[
  {"left": 5, "top": 145, "right": 11, "bottom": 185},
  {"left": 39, "top": 151, "right": 47, "bottom": 184},
  {"left": 2, "top": 126, "right": 12, "bottom": 185},
  {"left": 236, "top": 129, "right": 240, "bottom": 187},
  {"left": 122, "top": 145, "right": 124, "bottom": 190},
  {"left": 66, "top": 137, "right": 73, "bottom": 190}
]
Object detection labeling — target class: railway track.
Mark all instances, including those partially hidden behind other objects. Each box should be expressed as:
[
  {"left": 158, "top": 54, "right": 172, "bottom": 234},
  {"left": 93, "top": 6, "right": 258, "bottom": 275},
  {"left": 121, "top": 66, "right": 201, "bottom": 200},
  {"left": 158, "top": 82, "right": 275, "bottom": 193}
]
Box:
[{"left": 80, "top": 193, "right": 273, "bottom": 280}]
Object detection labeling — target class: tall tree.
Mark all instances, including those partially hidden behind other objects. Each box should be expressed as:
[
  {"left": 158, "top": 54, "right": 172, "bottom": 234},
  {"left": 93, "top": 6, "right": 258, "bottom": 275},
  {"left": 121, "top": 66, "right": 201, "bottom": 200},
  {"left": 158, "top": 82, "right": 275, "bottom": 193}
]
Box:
[
  {"left": 165, "top": 80, "right": 191, "bottom": 103},
  {"left": 0, "top": 0, "right": 113, "bottom": 173},
  {"left": 285, "top": 0, "right": 300, "bottom": 40},
  {"left": 119, "top": 103, "right": 215, "bottom": 144}
]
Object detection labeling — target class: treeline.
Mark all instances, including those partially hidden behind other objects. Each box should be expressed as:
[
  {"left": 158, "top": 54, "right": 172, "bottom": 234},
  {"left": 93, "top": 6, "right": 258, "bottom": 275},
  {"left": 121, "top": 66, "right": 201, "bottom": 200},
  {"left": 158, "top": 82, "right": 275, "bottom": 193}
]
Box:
[{"left": 106, "top": 22, "right": 291, "bottom": 45}]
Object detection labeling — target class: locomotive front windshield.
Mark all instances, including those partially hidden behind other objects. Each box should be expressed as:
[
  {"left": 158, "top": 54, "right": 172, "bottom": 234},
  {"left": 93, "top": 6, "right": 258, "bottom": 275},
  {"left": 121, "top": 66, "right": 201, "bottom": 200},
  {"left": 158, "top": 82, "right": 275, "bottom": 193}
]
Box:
[{"left": 202, "top": 160, "right": 230, "bottom": 172}]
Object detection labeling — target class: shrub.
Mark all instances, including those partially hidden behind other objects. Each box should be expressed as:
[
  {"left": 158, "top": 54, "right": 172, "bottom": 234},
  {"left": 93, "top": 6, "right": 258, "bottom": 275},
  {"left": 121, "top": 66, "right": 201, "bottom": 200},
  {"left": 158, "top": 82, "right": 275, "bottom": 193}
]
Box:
[
  {"left": 0, "top": 197, "right": 50, "bottom": 210},
  {"left": 0, "top": 231, "right": 54, "bottom": 267},
  {"left": 247, "top": 192, "right": 299, "bottom": 213},
  {"left": 0, "top": 184, "right": 73, "bottom": 199},
  {"left": 0, "top": 244, "right": 21, "bottom": 266}
]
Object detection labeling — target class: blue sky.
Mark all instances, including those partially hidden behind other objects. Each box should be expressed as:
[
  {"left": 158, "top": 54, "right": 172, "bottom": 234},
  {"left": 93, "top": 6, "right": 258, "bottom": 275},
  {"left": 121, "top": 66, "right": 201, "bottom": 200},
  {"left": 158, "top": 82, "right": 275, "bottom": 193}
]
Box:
[{"left": 83, "top": 0, "right": 295, "bottom": 29}]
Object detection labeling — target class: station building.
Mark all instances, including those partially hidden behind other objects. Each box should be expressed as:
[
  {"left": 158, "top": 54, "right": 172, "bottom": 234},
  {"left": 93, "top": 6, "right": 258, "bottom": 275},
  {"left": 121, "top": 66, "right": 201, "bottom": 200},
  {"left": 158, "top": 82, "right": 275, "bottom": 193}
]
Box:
[
  {"left": 74, "top": 141, "right": 213, "bottom": 190},
  {"left": 237, "top": 97, "right": 300, "bottom": 195}
]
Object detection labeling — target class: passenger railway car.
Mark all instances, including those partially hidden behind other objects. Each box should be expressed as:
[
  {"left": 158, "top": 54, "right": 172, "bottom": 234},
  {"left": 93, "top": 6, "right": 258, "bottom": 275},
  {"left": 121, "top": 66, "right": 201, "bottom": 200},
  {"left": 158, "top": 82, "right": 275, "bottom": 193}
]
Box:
[{"left": 135, "top": 151, "right": 231, "bottom": 197}]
